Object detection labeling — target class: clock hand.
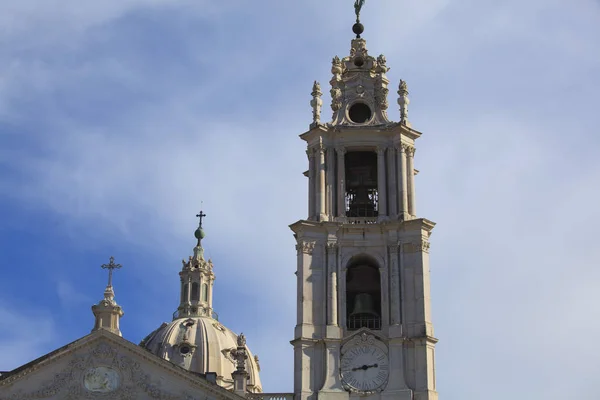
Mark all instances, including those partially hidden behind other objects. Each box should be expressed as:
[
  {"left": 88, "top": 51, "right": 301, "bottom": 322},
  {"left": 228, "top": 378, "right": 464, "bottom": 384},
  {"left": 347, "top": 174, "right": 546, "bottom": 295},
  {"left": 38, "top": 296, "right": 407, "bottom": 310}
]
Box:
[{"left": 351, "top": 363, "right": 379, "bottom": 371}]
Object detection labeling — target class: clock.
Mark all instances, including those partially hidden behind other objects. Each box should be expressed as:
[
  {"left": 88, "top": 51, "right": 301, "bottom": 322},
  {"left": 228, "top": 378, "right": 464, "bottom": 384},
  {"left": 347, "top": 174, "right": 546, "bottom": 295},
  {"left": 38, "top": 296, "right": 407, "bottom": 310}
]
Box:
[{"left": 340, "top": 344, "right": 389, "bottom": 393}]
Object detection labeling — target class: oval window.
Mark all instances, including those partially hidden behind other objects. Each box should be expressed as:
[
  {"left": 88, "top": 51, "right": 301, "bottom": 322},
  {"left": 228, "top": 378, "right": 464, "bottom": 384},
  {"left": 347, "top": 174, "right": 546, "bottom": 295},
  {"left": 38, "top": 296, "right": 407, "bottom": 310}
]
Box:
[{"left": 349, "top": 103, "right": 372, "bottom": 123}]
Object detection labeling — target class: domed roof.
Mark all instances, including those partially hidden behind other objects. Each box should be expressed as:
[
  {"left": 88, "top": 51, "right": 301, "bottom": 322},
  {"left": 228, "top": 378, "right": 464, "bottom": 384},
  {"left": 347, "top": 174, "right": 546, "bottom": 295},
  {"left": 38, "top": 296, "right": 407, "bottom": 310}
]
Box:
[{"left": 141, "top": 316, "right": 262, "bottom": 393}]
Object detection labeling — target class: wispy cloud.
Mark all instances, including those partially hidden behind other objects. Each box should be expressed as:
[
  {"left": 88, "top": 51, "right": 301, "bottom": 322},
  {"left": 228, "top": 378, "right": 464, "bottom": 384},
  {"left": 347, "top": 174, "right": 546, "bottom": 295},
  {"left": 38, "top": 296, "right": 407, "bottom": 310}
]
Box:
[{"left": 0, "top": 0, "right": 599, "bottom": 397}]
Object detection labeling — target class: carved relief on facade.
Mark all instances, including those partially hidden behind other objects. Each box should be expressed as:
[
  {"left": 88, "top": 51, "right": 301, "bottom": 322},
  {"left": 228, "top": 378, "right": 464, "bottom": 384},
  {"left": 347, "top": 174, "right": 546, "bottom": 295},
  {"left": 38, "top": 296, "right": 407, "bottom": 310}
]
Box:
[{"left": 0, "top": 342, "right": 208, "bottom": 400}]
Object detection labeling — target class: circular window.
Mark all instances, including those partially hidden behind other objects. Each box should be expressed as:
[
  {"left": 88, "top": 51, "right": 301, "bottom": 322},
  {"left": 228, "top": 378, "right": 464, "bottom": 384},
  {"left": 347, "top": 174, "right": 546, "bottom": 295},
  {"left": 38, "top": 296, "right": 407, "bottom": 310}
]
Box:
[
  {"left": 180, "top": 345, "right": 191, "bottom": 355},
  {"left": 349, "top": 103, "right": 372, "bottom": 124}
]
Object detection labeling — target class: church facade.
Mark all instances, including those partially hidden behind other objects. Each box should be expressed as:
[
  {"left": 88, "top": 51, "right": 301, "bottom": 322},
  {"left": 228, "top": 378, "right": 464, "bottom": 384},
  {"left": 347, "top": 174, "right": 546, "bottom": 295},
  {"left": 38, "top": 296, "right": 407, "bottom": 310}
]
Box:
[{"left": 0, "top": 10, "right": 438, "bottom": 400}]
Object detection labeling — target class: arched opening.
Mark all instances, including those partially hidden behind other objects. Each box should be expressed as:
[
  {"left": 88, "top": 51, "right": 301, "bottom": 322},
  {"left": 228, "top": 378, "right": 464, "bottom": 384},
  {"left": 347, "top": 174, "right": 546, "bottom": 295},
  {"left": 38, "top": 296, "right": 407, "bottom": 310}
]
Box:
[
  {"left": 182, "top": 284, "right": 189, "bottom": 303},
  {"left": 346, "top": 257, "right": 381, "bottom": 330},
  {"left": 191, "top": 282, "right": 199, "bottom": 302},
  {"left": 345, "top": 151, "right": 378, "bottom": 217},
  {"left": 201, "top": 283, "right": 208, "bottom": 302}
]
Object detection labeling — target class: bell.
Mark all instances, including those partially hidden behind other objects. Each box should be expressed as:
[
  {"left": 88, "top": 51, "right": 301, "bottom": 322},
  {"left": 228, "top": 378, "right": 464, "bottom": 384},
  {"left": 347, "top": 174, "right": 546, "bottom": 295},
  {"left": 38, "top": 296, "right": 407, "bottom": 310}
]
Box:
[{"left": 350, "top": 293, "right": 379, "bottom": 317}]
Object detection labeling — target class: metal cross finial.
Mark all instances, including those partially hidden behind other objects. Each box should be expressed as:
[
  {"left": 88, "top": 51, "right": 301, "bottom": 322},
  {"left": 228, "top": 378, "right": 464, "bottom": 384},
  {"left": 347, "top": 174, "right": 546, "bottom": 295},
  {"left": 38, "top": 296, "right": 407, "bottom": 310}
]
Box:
[
  {"left": 101, "top": 256, "right": 122, "bottom": 287},
  {"left": 196, "top": 210, "right": 206, "bottom": 228}
]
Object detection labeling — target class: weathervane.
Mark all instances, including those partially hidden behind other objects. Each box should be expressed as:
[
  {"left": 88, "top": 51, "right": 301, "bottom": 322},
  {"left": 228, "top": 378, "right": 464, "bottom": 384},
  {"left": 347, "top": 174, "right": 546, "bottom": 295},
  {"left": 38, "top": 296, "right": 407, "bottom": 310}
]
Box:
[
  {"left": 354, "top": 0, "right": 366, "bottom": 22},
  {"left": 101, "top": 256, "right": 122, "bottom": 287},
  {"left": 352, "top": 0, "right": 366, "bottom": 38}
]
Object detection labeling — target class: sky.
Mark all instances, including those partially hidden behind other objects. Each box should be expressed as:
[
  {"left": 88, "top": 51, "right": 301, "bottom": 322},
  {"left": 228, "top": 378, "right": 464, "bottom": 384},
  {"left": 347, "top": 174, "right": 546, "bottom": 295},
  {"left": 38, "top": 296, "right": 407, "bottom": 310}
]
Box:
[{"left": 0, "top": 0, "right": 599, "bottom": 398}]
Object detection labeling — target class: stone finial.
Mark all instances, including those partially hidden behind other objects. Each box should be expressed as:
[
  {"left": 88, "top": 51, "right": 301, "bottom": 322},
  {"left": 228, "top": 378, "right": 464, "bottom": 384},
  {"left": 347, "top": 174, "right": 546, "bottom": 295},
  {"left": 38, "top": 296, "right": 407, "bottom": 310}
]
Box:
[
  {"left": 92, "top": 257, "right": 124, "bottom": 336},
  {"left": 331, "top": 56, "right": 343, "bottom": 76},
  {"left": 231, "top": 333, "right": 249, "bottom": 396},
  {"left": 237, "top": 332, "right": 247, "bottom": 347},
  {"left": 310, "top": 81, "right": 323, "bottom": 127},
  {"left": 398, "top": 80, "right": 410, "bottom": 126}
]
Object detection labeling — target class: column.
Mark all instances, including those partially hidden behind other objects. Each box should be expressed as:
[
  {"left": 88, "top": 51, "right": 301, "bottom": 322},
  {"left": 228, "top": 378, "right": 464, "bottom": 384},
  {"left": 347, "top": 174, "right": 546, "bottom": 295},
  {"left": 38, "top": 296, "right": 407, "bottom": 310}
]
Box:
[
  {"left": 186, "top": 277, "right": 192, "bottom": 303},
  {"left": 326, "top": 147, "right": 335, "bottom": 218},
  {"left": 398, "top": 144, "right": 408, "bottom": 218},
  {"left": 336, "top": 147, "right": 346, "bottom": 218},
  {"left": 387, "top": 147, "right": 397, "bottom": 216},
  {"left": 208, "top": 278, "right": 214, "bottom": 313},
  {"left": 318, "top": 145, "right": 326, "bottom": 220},
  {"left": 389, "top": 244, "right": 401, "bottom": 325},
  {"left": 326, "top": 243, "right": 338, "bottom": 326},
  {"left": 407, "top": 146, "right": 416, "bottom": 216},
  {"left": 376, "top": 147, "right": 387, "bottom": 217},
  {"left": 307, "top": 149, "right": 315, "bottom": 220}
]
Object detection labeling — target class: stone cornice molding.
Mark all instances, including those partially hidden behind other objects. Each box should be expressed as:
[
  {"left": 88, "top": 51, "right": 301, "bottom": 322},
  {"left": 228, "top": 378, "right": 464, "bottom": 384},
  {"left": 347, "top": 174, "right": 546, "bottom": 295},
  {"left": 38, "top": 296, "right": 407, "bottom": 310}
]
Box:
[{"left": 401, "top": 335, "right": 439, "bottom": 345}]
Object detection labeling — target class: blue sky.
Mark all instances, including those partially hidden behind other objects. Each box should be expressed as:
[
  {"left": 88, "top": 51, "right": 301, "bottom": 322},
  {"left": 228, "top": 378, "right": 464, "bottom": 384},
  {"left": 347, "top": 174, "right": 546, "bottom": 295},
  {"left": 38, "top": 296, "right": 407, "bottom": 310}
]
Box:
[{"left": 0, "top": 0, "right": 599, "bottom": 398}]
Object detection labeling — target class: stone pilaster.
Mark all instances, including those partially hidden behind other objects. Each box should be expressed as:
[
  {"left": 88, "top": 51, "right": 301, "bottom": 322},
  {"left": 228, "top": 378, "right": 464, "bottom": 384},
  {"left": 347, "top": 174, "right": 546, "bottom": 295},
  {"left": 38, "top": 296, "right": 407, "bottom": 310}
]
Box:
[
  {"left": 407, "top": 146, "right": 416, "bottom": 217},
  {"left": 398, "top": 144, "right": 409, "bottom": 219},
  {"left": 307, "top": 149, "right": 316, "bottom": 220},
  {"left": 318, "top": 145, "right": 327, "bottom": 221}
]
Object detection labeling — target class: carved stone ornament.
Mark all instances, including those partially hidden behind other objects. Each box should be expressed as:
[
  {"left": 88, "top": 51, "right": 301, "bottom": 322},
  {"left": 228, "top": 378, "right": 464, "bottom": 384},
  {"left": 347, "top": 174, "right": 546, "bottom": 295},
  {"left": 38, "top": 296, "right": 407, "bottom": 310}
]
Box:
[
  {"left": 83, "top": 366, "right": 120, "bottom": 393},
  {"left": 296, "top": 241, "right": 315, "bottom": 255},
  {"left": 417, "top": 240, "right": 431, "bottom": 253},
  {"left": 0, "top": 342, "right": 206, "bottom": 400},
  {"left": 331, "top": 56, "right": 343, "bottom": 76}
]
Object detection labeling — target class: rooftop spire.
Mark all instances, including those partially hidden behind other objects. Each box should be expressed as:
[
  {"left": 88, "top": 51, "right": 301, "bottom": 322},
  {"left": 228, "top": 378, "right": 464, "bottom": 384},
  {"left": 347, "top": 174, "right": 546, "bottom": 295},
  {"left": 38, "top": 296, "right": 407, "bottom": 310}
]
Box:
[
  {"left": 194, "top": 208, "right": 207, "bottom": 260},
  {"left": 353, "top": 0, "right": 366, "bottom": 38},
  {"left": 176, "top": 209, "right": 217, "bottom": 320},
  {"left": 92, "top": 256, "right": 124, "bottom": 336},
  {"left": 195, "top": 209, "right": 206, "bottom": 245}
]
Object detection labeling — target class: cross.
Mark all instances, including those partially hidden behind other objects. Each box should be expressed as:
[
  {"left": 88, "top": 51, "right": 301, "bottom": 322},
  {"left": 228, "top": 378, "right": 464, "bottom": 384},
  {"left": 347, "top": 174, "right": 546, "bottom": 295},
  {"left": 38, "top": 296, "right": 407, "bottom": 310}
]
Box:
[
  {"left": 196, "top": 210, "right": 206, "bottom": 227},
  {"left": 101, "top": 256, "right": 122, "bottom": 287}
]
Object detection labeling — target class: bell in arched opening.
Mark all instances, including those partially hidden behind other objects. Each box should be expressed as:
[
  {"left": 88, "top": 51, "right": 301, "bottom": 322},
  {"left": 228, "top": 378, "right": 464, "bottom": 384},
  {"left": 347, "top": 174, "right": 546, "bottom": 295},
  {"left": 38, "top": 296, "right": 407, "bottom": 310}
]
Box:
[{"left": 350, "top": 293, "right": 379, "bottom": 317}]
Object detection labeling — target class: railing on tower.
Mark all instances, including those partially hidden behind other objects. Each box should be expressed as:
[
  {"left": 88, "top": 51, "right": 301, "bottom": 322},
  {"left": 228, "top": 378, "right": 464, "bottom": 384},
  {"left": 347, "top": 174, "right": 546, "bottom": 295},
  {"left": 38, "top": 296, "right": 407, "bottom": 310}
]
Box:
[
  {"left": 347, "top": 315, "right": 382, "bottom": 331},
  {"left": 247, "top": 393, "right": 294, "bottom": 400}
]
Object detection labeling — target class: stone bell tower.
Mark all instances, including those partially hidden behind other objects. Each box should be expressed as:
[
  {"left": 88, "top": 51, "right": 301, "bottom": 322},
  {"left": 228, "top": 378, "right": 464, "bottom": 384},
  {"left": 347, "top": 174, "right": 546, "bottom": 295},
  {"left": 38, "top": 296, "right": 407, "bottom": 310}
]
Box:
[{"left": 290, "top": 6, "right": 438, "bottom": 400}]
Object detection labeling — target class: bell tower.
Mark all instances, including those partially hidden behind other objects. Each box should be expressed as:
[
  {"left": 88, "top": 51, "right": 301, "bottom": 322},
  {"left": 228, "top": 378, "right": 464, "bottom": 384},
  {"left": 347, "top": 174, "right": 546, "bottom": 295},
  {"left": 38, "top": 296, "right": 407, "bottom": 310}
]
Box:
[{"left": 290, "top": 5, "right": 438, "bottom": 400}]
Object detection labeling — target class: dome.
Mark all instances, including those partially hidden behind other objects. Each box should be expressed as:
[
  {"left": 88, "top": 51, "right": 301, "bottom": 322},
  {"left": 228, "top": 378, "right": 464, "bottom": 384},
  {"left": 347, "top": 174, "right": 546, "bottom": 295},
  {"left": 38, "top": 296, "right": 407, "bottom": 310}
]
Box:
[{"left": 141, "top": 316, "right": 262, "bottom": 393}]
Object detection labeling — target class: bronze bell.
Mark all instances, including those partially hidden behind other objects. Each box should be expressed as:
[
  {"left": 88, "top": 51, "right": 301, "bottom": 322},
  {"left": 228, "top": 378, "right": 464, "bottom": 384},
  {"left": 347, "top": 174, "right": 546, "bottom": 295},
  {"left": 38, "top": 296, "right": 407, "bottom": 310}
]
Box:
[{"left": 350, "top": 293, "right": 379, "bottom": 317}]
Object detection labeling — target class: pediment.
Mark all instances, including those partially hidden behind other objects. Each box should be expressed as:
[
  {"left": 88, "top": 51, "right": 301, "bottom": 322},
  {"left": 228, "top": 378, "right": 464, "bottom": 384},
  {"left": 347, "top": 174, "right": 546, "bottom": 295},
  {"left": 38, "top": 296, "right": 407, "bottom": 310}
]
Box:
[{"left": 0, "top": 330, "right": 241, "bottom": 400}]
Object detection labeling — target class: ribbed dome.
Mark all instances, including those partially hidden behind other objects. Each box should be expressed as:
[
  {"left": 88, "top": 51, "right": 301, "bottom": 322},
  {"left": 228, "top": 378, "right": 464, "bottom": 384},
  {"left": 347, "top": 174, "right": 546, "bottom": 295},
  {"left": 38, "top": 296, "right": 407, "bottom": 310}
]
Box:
[{"left": 141, "top": 316, "right": 262, "bottom": 392}]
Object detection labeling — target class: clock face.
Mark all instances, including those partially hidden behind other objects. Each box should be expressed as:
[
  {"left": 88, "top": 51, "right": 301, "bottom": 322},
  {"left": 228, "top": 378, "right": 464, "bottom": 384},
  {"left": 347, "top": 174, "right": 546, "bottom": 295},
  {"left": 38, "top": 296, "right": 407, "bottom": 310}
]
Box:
[{"left": 340, "top": 345, "right": 389, "bottom": 393}]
